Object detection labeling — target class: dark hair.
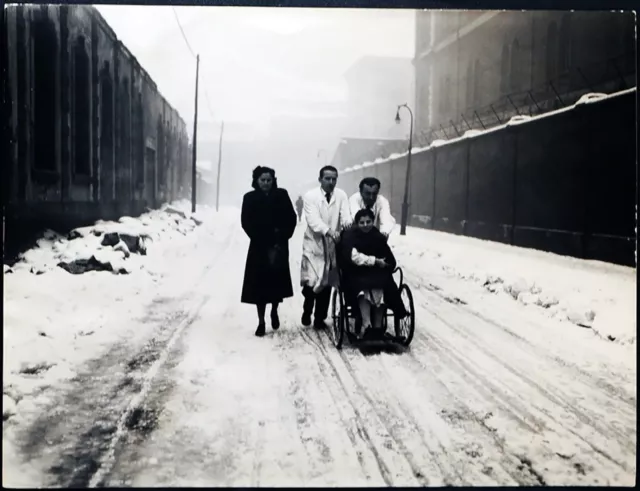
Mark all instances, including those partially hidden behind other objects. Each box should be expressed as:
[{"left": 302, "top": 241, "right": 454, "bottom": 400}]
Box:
[
  {"left": 318, "top": 165, "right": 338, "bottom": 179},
  {"left": 354, "top": 208, "right": 375, "bottom": 223},
  {"left": 359, "top": 177, "right": 381, "bottom": 191},
  {"left": 252, "top": 166, "right": 278, "bottom": 190}
]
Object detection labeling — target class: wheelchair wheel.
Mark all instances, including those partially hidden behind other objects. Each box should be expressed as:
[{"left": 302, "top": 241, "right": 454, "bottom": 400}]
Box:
[
  {"left": 330, "top": 288, "right": 345, "bottom": 349},
  {"left": 395, "top": 284, "right": 415, "bottom": 347}
]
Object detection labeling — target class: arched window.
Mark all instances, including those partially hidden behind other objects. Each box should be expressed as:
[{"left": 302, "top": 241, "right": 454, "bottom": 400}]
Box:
[
  {"left": 509, "top": 38, "right": 521, "bottom": 91},
  {"left": 74, "top": 35, "right": 90, "bottom": 175},
  {"left": 546, "top": 22, "right": 558, "bottom": 80},
  {"left": 33, "top": 7, "right": 57, "bottom": 171},
  {"left": 558, "top": 15, "right": 572, "bottom": 74},
  {"left": 500, "top": 43, "right": 510, "bottom": 93}
]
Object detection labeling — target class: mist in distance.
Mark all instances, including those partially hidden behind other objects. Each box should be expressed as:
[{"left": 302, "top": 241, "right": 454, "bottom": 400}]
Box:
[{"left": 96, "top": 6, "right": 416, "bottom": 205}]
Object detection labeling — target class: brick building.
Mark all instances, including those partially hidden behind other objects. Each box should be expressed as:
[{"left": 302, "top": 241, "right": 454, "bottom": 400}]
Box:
[{"left": 413, "top": 11, "right": 636, "bottom": 141}]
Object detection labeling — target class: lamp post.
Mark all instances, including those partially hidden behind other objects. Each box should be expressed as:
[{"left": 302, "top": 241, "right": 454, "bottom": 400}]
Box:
[
  {"left": 215, "top": 121, "right": 224, "bottom": 212},
  {"left": 395, "top": 103, "right": 414, "bottom": 236}
]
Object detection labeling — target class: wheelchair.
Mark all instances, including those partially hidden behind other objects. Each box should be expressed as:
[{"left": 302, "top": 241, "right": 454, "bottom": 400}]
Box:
[{"left": 329, "top": 263, "right": 416, "bottom": 350}]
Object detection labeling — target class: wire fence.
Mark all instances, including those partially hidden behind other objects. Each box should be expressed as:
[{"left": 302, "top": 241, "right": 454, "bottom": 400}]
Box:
[
  {"left": 367, "top": 52, "right": 636, "bottom": 159},
  {"left": 413, "top": 52, "right": 636, "bottom": 148}
]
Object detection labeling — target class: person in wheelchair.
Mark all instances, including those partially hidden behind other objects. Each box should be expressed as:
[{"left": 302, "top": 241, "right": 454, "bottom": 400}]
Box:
[{"left": 340, "top": 208, "right": 400, "bottom": 337}]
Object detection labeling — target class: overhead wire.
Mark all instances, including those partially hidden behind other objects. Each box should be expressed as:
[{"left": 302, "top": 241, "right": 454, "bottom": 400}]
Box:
[{"left": 171, "top": 6, "right": 216, "bottom": 124}]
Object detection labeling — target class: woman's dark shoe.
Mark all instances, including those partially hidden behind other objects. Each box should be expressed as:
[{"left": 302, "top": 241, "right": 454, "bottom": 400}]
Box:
[
  {"left": 255, "top": 323, "right": 266, "bottom": 337},
  {"left": 271, "top": 311, "right": 280, "bottom": 330}
]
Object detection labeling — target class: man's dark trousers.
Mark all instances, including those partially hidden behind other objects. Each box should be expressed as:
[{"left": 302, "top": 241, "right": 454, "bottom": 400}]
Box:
[{"left": 302, "top": 286, "right": 332, "bottom": 324}]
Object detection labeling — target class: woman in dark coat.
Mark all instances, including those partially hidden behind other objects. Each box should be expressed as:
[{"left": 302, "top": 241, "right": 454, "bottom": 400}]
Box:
[
  {"left": 340, "top": 208, "right": 397, "bottom": 333},
  {"left": 241, "top": 166, "right": 297, "bottom": 337}
]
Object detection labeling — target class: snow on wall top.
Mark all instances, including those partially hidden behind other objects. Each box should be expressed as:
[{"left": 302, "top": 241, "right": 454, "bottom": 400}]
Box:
[{"left": 342, "top": 87, "right": 637, "bottom": 174}]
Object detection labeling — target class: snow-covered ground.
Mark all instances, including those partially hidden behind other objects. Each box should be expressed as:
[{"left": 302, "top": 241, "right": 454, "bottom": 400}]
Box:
[
  {"left": 3, "top": 209, "right": 636, "bottom": 487},
  {"left": 2, "top": 201, "right": 239, "bottom": 483},
  {"left": 388, "top": 226, "right": 636, "bottom": 346}
]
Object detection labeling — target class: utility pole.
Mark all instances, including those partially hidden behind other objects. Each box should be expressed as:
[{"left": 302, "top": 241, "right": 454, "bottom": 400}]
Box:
[
  {"left": 215, "top": 120, "right": 224, "bottom": 212},
  {"left": 395, "top": 103, "right": 414, "bottom": 236},
  {"left": 191, "top": 54, "right": 200, "bottom": 213}
]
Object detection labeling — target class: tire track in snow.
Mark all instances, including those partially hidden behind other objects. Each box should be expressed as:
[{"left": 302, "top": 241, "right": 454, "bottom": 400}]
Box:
[
  {"left": 297, "top": 329, "right": 397, "bottom": 486},
  {"left": 275, "top": 323, "right": 379, "bottom": 484},
  {"left": 17, "top": 223, "right": 241, "bottom": 488},
  {"left": 299, "top": 328, "right": 447, "bottom": 486},
  {"left": 401, "top": 333, "right": 557, "bottom": 485},
  {"left": 410, "top": 330, "right": 626, "bottom": 485},
  {"left": 405, "top": 284, "right": 634, "bottom": 485},
  {"left": 422, "top": 298, "right": 636, "bottom": 464},
  {"left": 86, "top": 224, "right": 243, "bottom": 488},
  {"left": 407, "top": 272, "right": 636, "bottom": 442},
  {"left": 409, "top": 271, "right": 635, "bottom": 407}
]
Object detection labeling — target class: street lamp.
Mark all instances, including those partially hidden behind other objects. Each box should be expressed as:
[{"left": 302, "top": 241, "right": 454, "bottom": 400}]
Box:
[{"left": 395, "top": 103, "right": 414, "bottom": 236}]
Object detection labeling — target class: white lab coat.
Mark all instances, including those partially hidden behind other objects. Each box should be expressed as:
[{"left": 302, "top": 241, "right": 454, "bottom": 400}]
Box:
[
  {"left": 300, "top": 187, "right": 352, "bottom": 292},
  {"left": 348, "top": 192, "right": 396, "bottom": 236}
]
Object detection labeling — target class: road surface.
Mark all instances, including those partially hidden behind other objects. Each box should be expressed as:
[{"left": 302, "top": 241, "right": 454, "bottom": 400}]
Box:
[{"left": 7, "top": 218, "right": 636, "bottom": 487}]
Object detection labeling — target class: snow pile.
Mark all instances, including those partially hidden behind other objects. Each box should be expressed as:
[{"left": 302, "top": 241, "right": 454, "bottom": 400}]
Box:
[
  {"left": 506, "top": 115, "right": 532, "bottom": 126},
  {"left": 9, "top": 200, "right": 206, "bottom": 276},
  {"left": 429, "top": 139, "right": 448, "bottom": 148},
  {"left": 575, "top": 92, "right": 608, "bottom": 105},
  {"left": 2, "top": 201, "right": 234, "bottom": 426},
  {"left": 390, "top": 227, "right": 636, "bottom": 345}
]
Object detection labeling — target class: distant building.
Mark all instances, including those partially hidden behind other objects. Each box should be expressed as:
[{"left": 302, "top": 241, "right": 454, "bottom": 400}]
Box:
[
  {"left": 265, "top": 98, "right": 347, "bottom": 189},
  {"left": 330, "top": 137, "right": 407, "bottom": 172},
  {"left": 344, "top": 56, "right": 414, "bottom": 140},
  {"left": 413, "top": 11, "right": 636, "bottom": 139}
]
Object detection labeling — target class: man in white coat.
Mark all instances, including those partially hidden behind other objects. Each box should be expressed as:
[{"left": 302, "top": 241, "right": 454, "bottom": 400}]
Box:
[
  {"left": 348, "top": 176, "right": 409, "bottom": 322},
  {"left": 301, "top": 165, "right": 352, "bottom": 328},
  {"left": 348, "top": 177, "right": 396, "bottom": 238}
]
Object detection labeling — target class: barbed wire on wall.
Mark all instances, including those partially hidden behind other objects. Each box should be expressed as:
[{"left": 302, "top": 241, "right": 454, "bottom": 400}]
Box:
[{"left": 412, "top": 52, "right": 635, "bottom": 149}]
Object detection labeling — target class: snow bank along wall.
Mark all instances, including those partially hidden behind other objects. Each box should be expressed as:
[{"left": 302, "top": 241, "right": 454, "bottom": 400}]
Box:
[
  {"left": 2, "top": 5, "right": 191, "bottom": 255},
  {"left": 339, "top": 89, "right": 636, "bottom": 267}
]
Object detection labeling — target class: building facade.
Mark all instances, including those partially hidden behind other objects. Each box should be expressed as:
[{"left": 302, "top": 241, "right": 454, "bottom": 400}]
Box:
[
  {"left": 413, "top": 11, "right": 636, "bottom": 141},
  {"left": 3, "top": 4, "right": 190, "bottom": 244}
]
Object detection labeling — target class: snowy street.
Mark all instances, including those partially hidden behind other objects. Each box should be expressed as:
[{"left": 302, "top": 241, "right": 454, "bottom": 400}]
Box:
[{"left": 3, "top": 207, "right": 636, "bottom": 487}]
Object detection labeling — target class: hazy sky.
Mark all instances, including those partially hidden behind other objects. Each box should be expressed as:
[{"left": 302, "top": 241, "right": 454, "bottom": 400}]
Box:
[{"left": 95, "top": 6, "right": 415, "bottom": 130}]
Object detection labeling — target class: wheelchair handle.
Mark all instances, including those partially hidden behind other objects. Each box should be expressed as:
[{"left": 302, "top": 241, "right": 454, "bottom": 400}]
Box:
[{"left": 393, "top": 266, "right": 403, "bottom": 287}]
